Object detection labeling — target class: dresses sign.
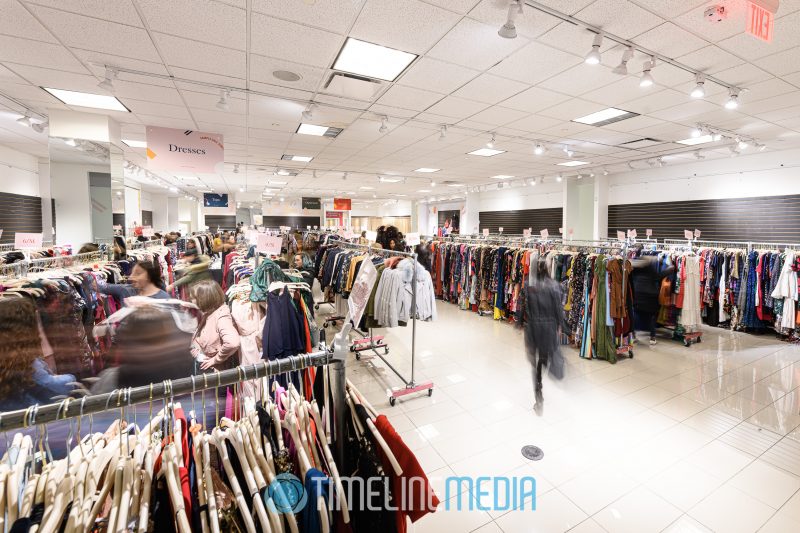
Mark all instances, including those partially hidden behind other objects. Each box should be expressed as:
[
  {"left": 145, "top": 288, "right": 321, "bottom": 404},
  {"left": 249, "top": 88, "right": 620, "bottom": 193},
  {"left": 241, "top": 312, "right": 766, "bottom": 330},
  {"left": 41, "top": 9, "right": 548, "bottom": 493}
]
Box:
[{"left": 146, "top": 126, "right": 224, "bottom": 173}]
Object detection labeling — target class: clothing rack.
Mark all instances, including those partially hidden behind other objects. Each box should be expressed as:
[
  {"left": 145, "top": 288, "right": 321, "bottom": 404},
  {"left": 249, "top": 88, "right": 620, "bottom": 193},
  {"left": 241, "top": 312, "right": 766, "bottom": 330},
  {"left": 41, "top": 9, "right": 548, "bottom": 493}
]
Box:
[
  {"left": 1, "top": 251, "right": 105, "bottom": 277},
  {"left": 328, "top": 240, "right": 434, "bottom": 405},
  {"left": 0, "top": 241, "right": 56, "bottom": 252}
]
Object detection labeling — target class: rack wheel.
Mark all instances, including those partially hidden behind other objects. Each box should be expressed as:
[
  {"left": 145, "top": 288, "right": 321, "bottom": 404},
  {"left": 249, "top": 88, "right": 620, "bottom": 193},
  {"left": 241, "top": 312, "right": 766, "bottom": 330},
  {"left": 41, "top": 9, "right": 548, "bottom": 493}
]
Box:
[
  {"left": 355, "top": 353, "right": 360, "bottom": 361},
  {"left": 684, "top": 339, "right": 691, "bottom": 347},
  {"left": 428, "top": 388, "right": 434, "bottom": 397},
  {"left": 389, "top": 397, "right": 396, "bottom": 406},
  {"left": 314, "top": 304, "right": 319, "bottom": 310},
  {"left": 384, "top": 348, "right": 390, "bottom": 354},
  {"left": 629, "top": 351, "right": 634, "bottom": 359},
  {"left": 696, "top": 337, "right": 702, "bottom": 343},
  {"left": 349, "top": 346, "right": 355, "bottom": 352}
]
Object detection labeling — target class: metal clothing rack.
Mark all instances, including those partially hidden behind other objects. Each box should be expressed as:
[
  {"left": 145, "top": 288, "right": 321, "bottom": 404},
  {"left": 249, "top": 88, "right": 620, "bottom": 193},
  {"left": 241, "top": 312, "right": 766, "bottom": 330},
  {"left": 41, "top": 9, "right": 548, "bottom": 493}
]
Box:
[
  {"left": 326, "top": 240, "right": 434, "bottom": 405},
  {"left": 1, "top": 251, "right": 105, "bottom": 278}
]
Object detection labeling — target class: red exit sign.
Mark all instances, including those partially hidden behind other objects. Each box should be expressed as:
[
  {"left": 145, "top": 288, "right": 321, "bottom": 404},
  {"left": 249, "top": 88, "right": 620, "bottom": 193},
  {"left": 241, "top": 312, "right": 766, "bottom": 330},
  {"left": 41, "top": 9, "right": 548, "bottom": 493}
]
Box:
[{"left": 746, "top": 1, "right": 775, "bottom": 42}]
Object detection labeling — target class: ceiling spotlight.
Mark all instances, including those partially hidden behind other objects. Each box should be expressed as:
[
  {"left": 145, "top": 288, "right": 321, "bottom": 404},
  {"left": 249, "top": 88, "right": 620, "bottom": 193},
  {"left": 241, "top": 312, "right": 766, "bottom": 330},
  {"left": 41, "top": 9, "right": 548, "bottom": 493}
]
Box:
[
  {"left": 712, "top": 132, "right": 723, "bottom": 141},
  {"left": 64, "top": 138, "right": 77, "bottom": 147},
  {"left": 640, "top": 57, "right": 655, "bottom": 87},
  {"left": 16, "top": 113, "right": 32, "bottom": 127},
  {"left": 563, "top": 145, "right": 574, "bottom": 158},
  {"left": 97, "top": 67, "right": 118, "bottom": 92},
  {"left": 691, "top": 73, "right": 706, "bottom": 98},
  {"left": 627, "top": 161, "right": 635, "bottom": 170},
  {"left": 439, "top": 125, "right": 447, "bottom": 141},
  {"left": 430, "top": 179, "right": 436, "bottom": 187},
  {"left": 556, "top": 173, "right": 563, "bottom": 182},
  {"left": 725, "top": 87, "right": 740, "bottom": 110},
  {"left": 530, "top": 178, "right": 537, "bottom": 186},
  {"left": 31, "top": 121, "right": 49, "bottom": 133},
  {"left": 342, "top": 172, "right": 348, "bottom": 181},
  {"left": 216, "top": 89, "right": 230, "bottom": 111},
  {"left": 534, "top": 143, "right": 545, "bottom": 155},
  {"left": 729, "top": 145, "right": 740, "bottom": 157},
  {"left": 656, "top": 157, "right": 665, "bottom": 167},
  {"left": 603, "top": 167, "right": 609, "bottom": 176},
  {"left": 584, "top": 33, "right": 603, "bottom": 65},
  {"left": 647, "top": 159, "right": 656, "bottom": 168},
  {"left": 757, "top": 143, "right": 767, "bottom": 152},
  {"left": 279, "top": 197, "right": 285, "bottom": 202},
  {"left": 691, "top": 125, "right": 703, "bottom": 138},
  {"left": 239, "top": 186, "right": 245, "bottom": 192},
  {"left": 487, "top": 132, "right": 496, "bottom": 149},
  {"left": 589, "top": 171, "right": 596, "bottom": 177},
  {"left": 737, "top": 138, "right": 749, "bottom": 150},
  {"left": 612, "top": 46, "right": 634, "bottom": 76},
  {"left": 498, "top": 0, "right": 523, "bottom": 39},
  {"left": 301, "top": 103, "right": 316, "bottom": 121},
  {"left": 694, "top": 150, "right": 705, "bottom": 160},
  {"left": 379, "top": 116, "right": 388, "bottom": 134},
  {"left": 233, "top": 163, "right": 240, "bottom": 174}
]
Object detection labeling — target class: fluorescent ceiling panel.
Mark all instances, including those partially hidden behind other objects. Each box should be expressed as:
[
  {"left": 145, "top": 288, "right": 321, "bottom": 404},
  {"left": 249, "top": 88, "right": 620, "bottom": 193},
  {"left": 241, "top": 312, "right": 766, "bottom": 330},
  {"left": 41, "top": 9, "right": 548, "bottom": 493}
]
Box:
[
  {"left": 333, "top": 38, "right": 417, "bottom": 82},
  {"left": 359, "top": 186, "right": 375, "bottom": 190},
  {"left": 572, "top": 107, "right": 638, "bottom": 126},
  {"left": 269, "top": 180, "right": 287, "bottom": 185},
  {"left": 417, "top": 189, "right": 431, "bottom": 193},
  {"left": 42, "top": 87, "right": 129, "bottom": 112},
  {"left": 557, "top": 161, "right": 590, "bottom": 167},
  {"left": 468, "top": 148, "right": 505, "bottom": 157},
  {"left": 281, "top": 154, "right": 314, "bottom": 162},
  {"left": 122, "top": 139, "right": 146, "bottom": 148},
  {"left": 676, "top": 135, "right": 714, "bottom": 145},
  {"left": 491, "top": 175, "right": 513, "bottom": 180},
  {"left": 296, "top": 123, "right": 343, "bottom": 137},
  {"left": 414, "top": 168, "right": 440, "bottom": 173},
  {"left": 379, "top": 177, "right": 401, "bottom": 183}
]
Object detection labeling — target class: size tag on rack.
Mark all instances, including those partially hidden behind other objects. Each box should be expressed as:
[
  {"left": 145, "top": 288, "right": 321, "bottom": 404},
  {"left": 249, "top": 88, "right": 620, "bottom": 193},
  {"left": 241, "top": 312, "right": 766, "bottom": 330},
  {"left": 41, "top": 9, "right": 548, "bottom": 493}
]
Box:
[
  {"left": 15, "top": 232, "right": 42, "bottom": 248},
  {"left": 306, "top": 225, "right": 311, "bottom": 230},
  {"left": 483, "top": 228, "right": 489, "bottom": 237},
  {"left": 257, "top": 234, "right": 282, "bottom": 255},
  {"left": 617, "top": 231, "right": 625, "bottom": 241},
  {"left": 540, "top": 228, "right": 549, "bottom": 238},
  {"left": 684, "top": 229, "right": 693, "bottom": 239},
  {"left": 523, "top": 229, "right": 531, "bottom": 238},
  {"left": 559, "top": 227, "right": 563, "bottom": 234},
  {"left": 313, "top": 226, "right": 318, "bottom": 230},
  {"left": 694, "top": 229, "right": 701, "bottom": 239},
  {"left": 646, "top": 229, "right": 652, "bottom": 238},
  {"left": 406, "top": 232, "right": 420, "bottom": 246},
  {"left": 498, "top": 227, "right": 503, "bottom": 233}
]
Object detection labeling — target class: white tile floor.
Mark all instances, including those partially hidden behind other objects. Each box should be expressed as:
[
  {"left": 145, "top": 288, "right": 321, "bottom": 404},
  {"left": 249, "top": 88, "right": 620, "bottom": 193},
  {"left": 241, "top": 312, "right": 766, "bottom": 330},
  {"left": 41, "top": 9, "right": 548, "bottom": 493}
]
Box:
[{"left": 326, "top": 302, "right": 800, "bottom": 532}]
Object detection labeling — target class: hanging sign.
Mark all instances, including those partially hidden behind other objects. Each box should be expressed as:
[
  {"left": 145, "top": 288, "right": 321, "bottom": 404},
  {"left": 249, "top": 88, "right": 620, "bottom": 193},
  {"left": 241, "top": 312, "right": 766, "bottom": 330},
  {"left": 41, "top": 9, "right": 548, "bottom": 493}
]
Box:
[
  {"left": 146, "top": 126, "right": 224, "bottom": 173},
  {"left": 627, "top": 229, "right": 637, "bottom": 239},
  {"left": 523, "top": 229, "right": 531, "bottom": 238},
  {"left": 333, "top": 198, "right": 351, "bottom": 211},
  {"left": 113, "top": 225, "right": 122, "bottom": 231},
  {"left": 279, "top": 226, "right": 291, "bottom": 233},
  {"left": 406, "top": 232, "right": 420, "bottom": 246},
  {"left": 142, "top": 226, "right": 154, "bottom": 237},
  {"left": 257, "top": 234, "right": 282, "bottom": 255},
  {"left": 483, "top": 228, "right": 489, "bottom": 237},
  {"left": 559, "top": 227, "right": 564, "bottom": 234},
  {"left": 646, "top": 229, "right": 652, "bottom": 238},
  {"left": 694, "top": 229, "right": 702, "bottom": 239},
  {"left": 746, "top": 1, "right": 775, "bottom": 42},
  {"left": 540, "top": 228, "right": 549, "bottom": 239},
  {"left": 684, "top": 229, "right": 694, "bottom": 240},
  {"left": 302, "top": 197, "right": 321, "bottom": 210},
  {"left": 365, "top": 230, "right": 377, "bottom": 242},
  {"left": 15, "top": 232, "right": 43, "bottom": 248},
  {"left": 617, "top": 231, "right": 626, "bottom": 241},
  {"left": 326, "top": 211, "right": 344, "bottom": 226}
]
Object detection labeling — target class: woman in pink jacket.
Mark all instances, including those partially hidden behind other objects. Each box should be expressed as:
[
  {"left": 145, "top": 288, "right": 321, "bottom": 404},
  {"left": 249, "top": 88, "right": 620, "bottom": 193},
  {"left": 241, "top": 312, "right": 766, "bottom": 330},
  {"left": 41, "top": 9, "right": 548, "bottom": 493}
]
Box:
[{"left": 190, "top": 280, "right": 241, "bottom": 372}]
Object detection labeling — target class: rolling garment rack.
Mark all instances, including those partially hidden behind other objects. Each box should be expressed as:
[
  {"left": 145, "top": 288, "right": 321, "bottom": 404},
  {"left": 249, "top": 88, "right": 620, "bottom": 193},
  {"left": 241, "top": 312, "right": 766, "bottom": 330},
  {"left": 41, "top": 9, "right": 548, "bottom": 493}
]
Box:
[{"left": 325, "top": 240, "right": 434, "bottom": 406}]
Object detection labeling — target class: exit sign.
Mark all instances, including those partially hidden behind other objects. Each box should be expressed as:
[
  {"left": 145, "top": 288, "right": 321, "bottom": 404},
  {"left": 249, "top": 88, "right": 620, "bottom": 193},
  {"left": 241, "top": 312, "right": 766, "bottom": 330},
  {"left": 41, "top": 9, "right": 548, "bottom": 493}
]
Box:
[{"left": 746, "top": 1, "right": 775, "bottom": 42}]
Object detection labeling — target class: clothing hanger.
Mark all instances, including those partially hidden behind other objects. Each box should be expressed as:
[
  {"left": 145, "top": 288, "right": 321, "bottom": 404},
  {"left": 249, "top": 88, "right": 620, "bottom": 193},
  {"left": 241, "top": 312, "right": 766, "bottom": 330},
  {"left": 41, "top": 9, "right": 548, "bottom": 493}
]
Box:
[
  {"left": 211, "top": 427, "right": 257, "bottom": 533},
  {"left": 221, "top": 424, "right": 272, "bottom": 533},
  {"left": 308, "top": 402, "right": 350, "bottom": 524},
  {"left": 346, "top": 392, "right": 403, "bottom": 476}
]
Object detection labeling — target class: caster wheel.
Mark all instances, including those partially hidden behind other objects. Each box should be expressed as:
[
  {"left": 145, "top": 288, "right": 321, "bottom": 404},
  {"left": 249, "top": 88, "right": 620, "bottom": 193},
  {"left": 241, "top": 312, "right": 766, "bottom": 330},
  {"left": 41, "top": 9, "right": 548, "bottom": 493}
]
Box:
[
  {"left": 350, "top": 346, "right": 354, "bottom": 352},
  {"left": 428, "top": 388, "right": 434, "bottom": 397},
  {"left": 315, "top": 304, "right": 320, "bottom": 310},
  {"left": 696, "top": 337, "right": 702, "bottom": 343},
  {"left": 355, "top": 354, "right": 361, "bottom": 361},
  {"left": 385, "top": 348, "right": 390, "bottom": 354},
  {"left": 389, "top": 397, "right": 396, "bottom": 406},
  {"left": 684, "top": 340, "right": 690, "bottom": 347},
  {"left": 629, "top": 351, "right": 634, "bottom": 358}
]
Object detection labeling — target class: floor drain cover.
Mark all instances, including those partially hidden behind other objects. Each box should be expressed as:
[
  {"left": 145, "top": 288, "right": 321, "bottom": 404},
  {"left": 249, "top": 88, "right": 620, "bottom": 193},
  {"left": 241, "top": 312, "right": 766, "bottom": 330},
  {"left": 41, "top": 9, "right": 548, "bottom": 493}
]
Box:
[{"left": 521, "top": 445, "right": 543, "bottom": 461}]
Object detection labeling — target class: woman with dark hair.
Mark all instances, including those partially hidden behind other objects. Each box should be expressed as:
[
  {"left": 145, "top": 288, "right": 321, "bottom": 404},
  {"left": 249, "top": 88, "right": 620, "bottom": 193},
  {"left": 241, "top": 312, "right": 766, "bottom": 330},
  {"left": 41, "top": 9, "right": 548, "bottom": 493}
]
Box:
[
  {"left": 0, "top": 299, "right": 77, "bottom": 410},
  {"left": 99, "top": 260, "right": 170, "bottom": 305}
]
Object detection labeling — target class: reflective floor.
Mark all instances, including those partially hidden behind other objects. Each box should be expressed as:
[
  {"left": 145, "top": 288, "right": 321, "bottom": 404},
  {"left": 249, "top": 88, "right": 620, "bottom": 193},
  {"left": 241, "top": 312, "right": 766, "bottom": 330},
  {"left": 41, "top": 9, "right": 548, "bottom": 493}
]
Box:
[{"left": 332, "top": 301, "right": 800, "bottom": 532}]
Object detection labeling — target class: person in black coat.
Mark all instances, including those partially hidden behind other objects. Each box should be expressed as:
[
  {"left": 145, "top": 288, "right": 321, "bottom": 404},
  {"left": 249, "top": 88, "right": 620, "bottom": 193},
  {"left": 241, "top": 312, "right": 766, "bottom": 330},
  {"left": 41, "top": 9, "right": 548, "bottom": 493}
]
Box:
[{"left": 630, "top": 254, "right": 674, "bottom": 345}]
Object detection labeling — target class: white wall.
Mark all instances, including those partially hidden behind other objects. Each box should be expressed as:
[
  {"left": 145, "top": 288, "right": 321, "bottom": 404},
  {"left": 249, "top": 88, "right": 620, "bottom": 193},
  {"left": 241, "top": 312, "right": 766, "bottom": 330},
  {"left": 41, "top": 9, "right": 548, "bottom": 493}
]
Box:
[
  {"left": 51, "top": 162, "right": 106, "bottom": 246},
  {"left": 38, "top": 159, "right": 53, "bottom": 242},
  {"left": 150, "top": 194, "right": 169, "bottom": 232},
  {"left": 168, "top": 197, "right": 179, "bottom": 231},
  {"left": 0, "top": 145, "right": 39, "bottom": 197},
  {"left": 350, "top": 200, "right": 412, "bottom": 217}
]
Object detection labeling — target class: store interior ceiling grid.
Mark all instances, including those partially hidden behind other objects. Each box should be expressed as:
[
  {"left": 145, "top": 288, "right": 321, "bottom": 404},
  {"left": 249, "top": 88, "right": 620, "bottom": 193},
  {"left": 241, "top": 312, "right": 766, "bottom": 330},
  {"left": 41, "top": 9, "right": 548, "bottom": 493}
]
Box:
[{"left": 1, "top": 0, "right": 800, "bottom": 203}]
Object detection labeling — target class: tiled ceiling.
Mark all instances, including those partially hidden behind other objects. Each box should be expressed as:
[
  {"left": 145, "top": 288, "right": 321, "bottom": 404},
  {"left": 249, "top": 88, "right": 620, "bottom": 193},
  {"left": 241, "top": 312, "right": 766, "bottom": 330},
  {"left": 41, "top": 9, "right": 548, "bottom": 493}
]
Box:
[{"left": 0, "top": 0, "right": 798, "bottom": 203}]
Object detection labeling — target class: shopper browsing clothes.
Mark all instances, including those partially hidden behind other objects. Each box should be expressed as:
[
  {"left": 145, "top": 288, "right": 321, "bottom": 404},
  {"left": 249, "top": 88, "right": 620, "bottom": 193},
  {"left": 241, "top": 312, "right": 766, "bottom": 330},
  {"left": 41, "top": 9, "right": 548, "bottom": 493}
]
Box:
[
  {"left": 99, "top": 260, "right": 170, "bottom": 305},
  {"left": 167, "top": 243, "right": 212, "bottom": 293},
  {"left": 518, "top": 260, "right": 569, "bottom": 415},
  {"left": 630, "top": 252, "right": 674, "bottom": 345},
  {"left": 190, "top": 280, "right": 240, "bottom": 372}
]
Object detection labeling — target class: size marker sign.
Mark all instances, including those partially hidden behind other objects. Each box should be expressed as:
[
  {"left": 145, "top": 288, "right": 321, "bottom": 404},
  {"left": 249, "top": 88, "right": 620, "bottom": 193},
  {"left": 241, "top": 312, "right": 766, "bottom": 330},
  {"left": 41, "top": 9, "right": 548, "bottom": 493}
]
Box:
[{"left": 15, "top": 232, "right": 43, "bottom": 248}]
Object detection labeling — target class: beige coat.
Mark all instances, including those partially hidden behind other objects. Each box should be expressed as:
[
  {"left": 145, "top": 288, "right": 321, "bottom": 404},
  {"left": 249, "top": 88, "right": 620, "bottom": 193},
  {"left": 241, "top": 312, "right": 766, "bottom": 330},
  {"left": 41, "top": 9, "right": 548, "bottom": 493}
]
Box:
[{"left": 192, "top": 304, "right": 240, "bottom": 369}]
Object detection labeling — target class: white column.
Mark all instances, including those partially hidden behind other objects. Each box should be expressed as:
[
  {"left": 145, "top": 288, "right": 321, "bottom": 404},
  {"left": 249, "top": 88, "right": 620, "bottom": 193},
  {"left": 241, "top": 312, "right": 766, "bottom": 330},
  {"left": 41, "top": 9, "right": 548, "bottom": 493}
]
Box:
[
  {"left": 168, "top": 197, "right": 179, "bottom": 231},
  {"left": 151, "top": 194, "right": 169, "bottom": 231},
  {"left": 593, "top": 173, "right": 609, "bottom": 240},
  {"left": 462, "top": 192, "right": 480, "bottom": 235},
  {"left": 38, "top": 158, "right": 53, "bottom": 242},
  {"left": 124, "top": 186, "right": 141, "bottom": 232}
]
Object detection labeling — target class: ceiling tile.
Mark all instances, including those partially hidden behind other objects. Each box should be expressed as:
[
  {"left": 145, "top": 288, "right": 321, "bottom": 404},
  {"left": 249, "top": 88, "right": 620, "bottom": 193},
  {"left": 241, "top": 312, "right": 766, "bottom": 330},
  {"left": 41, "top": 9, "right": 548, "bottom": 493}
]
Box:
[
  {"left": 0, "top": 0, "right": 58, "bottom": 43},
  {"left": 2, "top": 64, "right": 100, "bottom": 93},
  {"left": 377, "top": 85, "right": 444, "bottom": 111},
  {"left": 584, "top": 76, "right": 660, "bottom": 107},
  {"left": 251, "top": 0, "right": 361, "bottom": 34},
  {"left": 712, "top": 63, "right": 774, "bottom": 86},
  {"left": 424, "top": 96, "right": 490, "bottom": 119},
  {"left": 746, "top": 79, "right": 799, "bottom": 103},
  {"left": 503, "top": 114, "right": 563, "bottom": 133},
  {"left": 27, "top": 4, "right": 162, "bottom": 63},
  {"left": 623, "top": 88, "right": 690, "bottom": 114},
  {"left": 126, "top": 99, "right": 192, "bottom": 120},
  {"left": 574, "top": 0, "right": 663, "bottom": 39},
  {"left": 427, "top": 18, "right": 529, "bottom": 71},
  {"left": 500, "top": 86, "right": 571, "bottom": 114},
  {"left": 136, "top": 0, "right": 246, "bottom": 51},
  {"left": 648, "top": 99, "right": 722, "bottom": 122},
  {"left": 752, "top": 47, "right": 800, "bottom": 77},
  {"left": 367, "top": 104, "right": 418, "bottom": 119},
  {"left": 537, "top": 63, "right": 622, "bottom": 97},
  {"left": 250, "top": 13, "right": 342, "bottom": 68},
  {"left": 490, "top": 41, "right": 581, "bottom": 85},
  {"left": 633, "top": 22, "right": 709, "bottom": 58},
  {"left": 676, "top": 46, "right": 746, "bottom": 75},
  {"left": 396, "top": 57, "right": 479, "bottom": 94},
  {"left": 154, "top": 34, "right": 246, "bottom": 78},
  {"left": 452, "top": 73, "right": 528, "bottom": 104},
  {"left": 350, "top": 0, "right": 461, "bottom": 54},
  {"left": 537, "top": 98, "right": 604, "bottom": 120},
  {"left": 23, "top": 0, "right": 144, "bottom": 26},
  {"left": 0, "top": 64, "right": 23, "bottom": 83},
  {"left": 465, "top": 106, "right": 529, "bottom": 127},
  {"left": 628, "top": 0, "right": 710, "bottom": 18},
  {"left": 528, "top": 0, "right": 595, "bottom": 15},
  {"left": 0, "top": 35, "right": 87, "bottom": 74},
  {"left": 249, "top": 54, "right": 326, "bottom": 92},
  {"left": 716, "top": 11, "right": 800, "bottom": 60}
]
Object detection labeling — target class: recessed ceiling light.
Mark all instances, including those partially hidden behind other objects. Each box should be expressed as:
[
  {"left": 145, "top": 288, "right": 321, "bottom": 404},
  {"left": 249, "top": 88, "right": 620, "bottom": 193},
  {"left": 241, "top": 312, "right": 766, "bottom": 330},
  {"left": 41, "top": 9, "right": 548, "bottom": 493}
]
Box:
[
  {"left": 296, "top": 123, "right": 343, "bottom": 137},
  {"left": 468, "top": 148, "right": 505, "bottom": 157},
  {"left": 417, "top": 189, "right": 431, "bottom": 193},
  {"left": 281, "top": 154, "right": 314, "bottom": 162},
  {"left": 43, "top": 87, "right": 129, "bottom": 112},
  {"left": 269, "top": 180, "right": 287, "bottom": 185},
  {"left": 333, "top": 37, "right": 417, "bottom": 82},
  {"left": 676, "top": 135, "right": 714, "bottom": 145},
  {"left": 557, "top": 161, "right": 590, "bottom": 167},
  {"left": 414, "top": 168, "right": 440, "bottom": 173},
  {"left": 446, "top": 183, "right": 464, "bottom": 188},
  {"left": 273, "top": 70, "right": 302, "bottom": 82},
  {"left": 491, "top": 175, "right": 514, "bottom": 180},
  {"left": 122, "top": 139, "right": 146, "bottom": 148},
  {"left": 359, "top": 186, "right": 375, "bottom": 190},
  {"left": 573, "top": 108, "right": 638, "bottom": 126},
  {"left": 378, "top": 177, "right": 401, "bottom": 183}
]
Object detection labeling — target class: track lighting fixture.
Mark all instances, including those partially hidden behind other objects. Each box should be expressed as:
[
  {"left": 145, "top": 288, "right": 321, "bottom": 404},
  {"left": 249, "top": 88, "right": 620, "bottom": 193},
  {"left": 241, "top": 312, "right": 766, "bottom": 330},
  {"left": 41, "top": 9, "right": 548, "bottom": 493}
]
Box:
[
  {"left": 530, "top": 178, "right": 537, "bottom": 186},
  {"left": 602, "top": 167, "right": 609, "bottom": 176},
  {"left": 498, "top": 0, "right": 523, "bottom": 39},
  {"left": 584, "top": 33, "right": 603, "bottom": 65},
  {"left": 379, "top": 116, "right": 388, "bottom": 134},
  {"left": 430, "top": 179, "right": 436, "bottom": 187},
  {"left": 97, "top": 68, "right": 118, "bottom": 92},
  {"left": 16, "top": 113, "right": 32, "bottom": 127},
  {"left": 301, "top": 103, "right": 316, "bottom": 121},
  {"left": 694, "top": 150, "right": 705, "bottom": 160},
  {"left": 725, "top": 88, "right": 740, "bottom": 110},
  {"left": 589, "top": 171, "right": 595, "bottom": 178},
  {"left": 216, "top": 89, "right": 230, "bottom": 111},
  {"left": 31, "top": 121, "right": 48, "bottom": 133},
  {"left": 233, "top": 163, "right": 240, "bottom": 173},
  {"left": 640, "top": 57, "right": 655, "bottom": 87},
  {"left": 647, "top": 159, "right": 656, "bottom": 168},
  {"left": 757, "top": 143, "right": 767, "bottom": 152},
  {"left": 556, "top": 173, "right": 563, "bottom": 182},
  {"left": 439, "top": 125, "right": 447, "bottom": 141},
  {"left": 239, "top": 186, "right": 245, "bottom": 192},
  {"left": 627, "top": 161, "right": 635, "bottom": 170},
  {"left": 690, "top": 73, "right": 706, "bottom": 98},
  {"left": 712, "top": 132, "right": 723, "bottom": 141},
  {"left": 342, "top": 172, "right": 348, "bottom": 181},
  {"left": 487, "top": 132, "right": 496, "bottom": 149},
  {"left": 737, "top": 138, "right": 749, "bottom": 150},
  {"left": 656, "top": 157, "right": 665, "bottom": 167},
  {"left": 612, "top": 46, "right": 634, "bottom": 76},
  {"left": 534, "top": 143, "right": 545, "bottom": 155},
  {"left": 691, "top": 125, "right": 703, "bottom": 138},
  {"left": 729, "top": 145, "right": 740, "bottom": 157},
  {"left": 562, "top": 145, "right": 574, "bottom": 158}
]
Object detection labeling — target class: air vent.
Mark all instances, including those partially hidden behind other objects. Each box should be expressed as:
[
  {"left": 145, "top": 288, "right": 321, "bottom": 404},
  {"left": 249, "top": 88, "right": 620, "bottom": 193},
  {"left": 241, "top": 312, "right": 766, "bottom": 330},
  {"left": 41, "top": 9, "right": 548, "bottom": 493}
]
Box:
[
  {"left": 619, "top": 138, "right": 663, "bottom": 149},
  {"left": 324, "top": 72, "right": 383, "bottom": 100}
]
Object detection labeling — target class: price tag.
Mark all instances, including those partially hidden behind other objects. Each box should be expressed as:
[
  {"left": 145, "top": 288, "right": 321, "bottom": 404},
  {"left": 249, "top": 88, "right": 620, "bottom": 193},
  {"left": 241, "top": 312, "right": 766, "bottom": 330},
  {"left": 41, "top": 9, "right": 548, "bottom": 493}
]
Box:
[
  {"left": 684, "top": 229, "right": 693, "bottom": 240},
  {"left": 257, "top": 234, "right": 282, "bottom": 255},
  {"left": 498, "top": 227, "right": 504, "bottom": 233},
  {"left": 306, "top": 225, "right": 311, "bottom": 230},
  {"left": 559, "top": 227, "right": 564, "bottom": 234},
  {"left": 617, "top": 231, "right": 625, "bottom": 241},
  {"left": 523, "top": 229, "right": 531, "bottom": 238},
  {"left": 694, "top": 228, "right": 701, "bottom": 239},
  {"left": 646, "top": 229, "right": 652, "bottom": 238},
  {"left": 630, "top": 229, "right": 637, "bottom": 238},
  {"left": 15, "top": 232, "right": 43, "bottom": 248},
  {"left": 365, "top": 230, "right": 377, "bottom": 242},
  {"left": 483, "top": 228, "right": 489, "bottom": 237},
  {"left": 540, "top": 228, "right": 549, "bottom": 239},
  {"left": 406, "top": 232, "right": 420, "bottom": 246}
]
